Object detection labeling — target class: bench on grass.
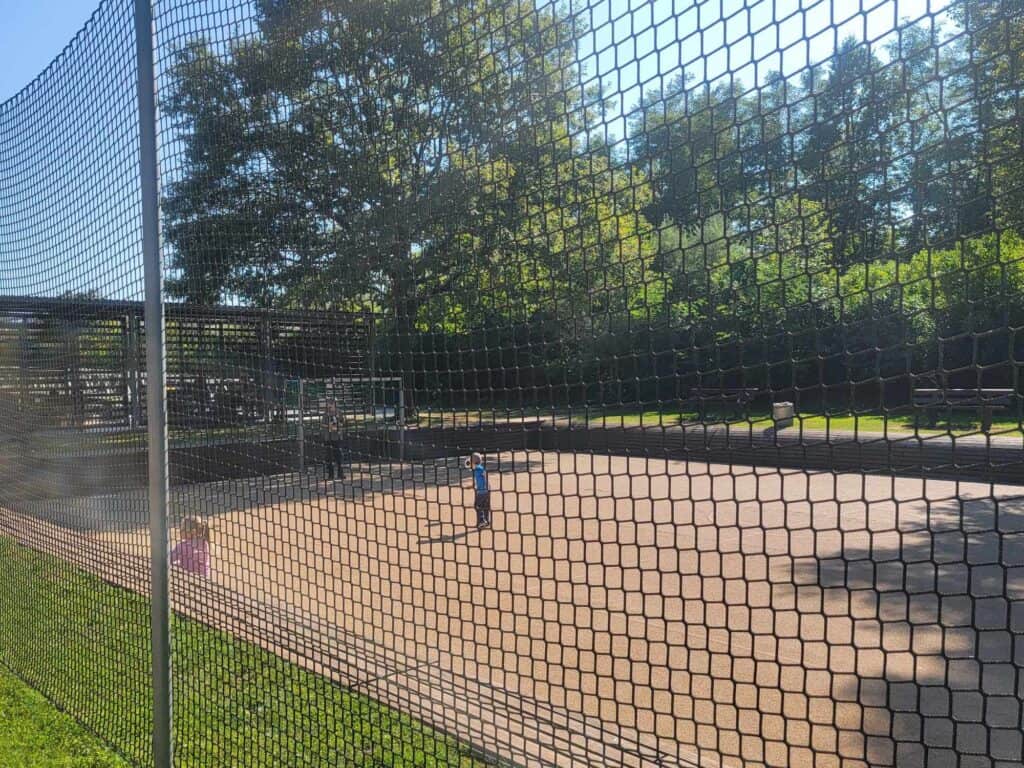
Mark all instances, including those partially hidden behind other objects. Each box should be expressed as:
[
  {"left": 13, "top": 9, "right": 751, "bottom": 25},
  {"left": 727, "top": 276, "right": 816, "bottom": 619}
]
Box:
[{"left": 912, "top": 388, "right": 1014, "bottom": 432}]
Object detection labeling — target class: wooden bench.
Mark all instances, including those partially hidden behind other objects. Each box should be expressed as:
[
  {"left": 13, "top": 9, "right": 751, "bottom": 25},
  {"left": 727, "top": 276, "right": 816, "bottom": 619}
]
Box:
[{"left": 912, "top": 388, "right": 1013, "bottom": 432}]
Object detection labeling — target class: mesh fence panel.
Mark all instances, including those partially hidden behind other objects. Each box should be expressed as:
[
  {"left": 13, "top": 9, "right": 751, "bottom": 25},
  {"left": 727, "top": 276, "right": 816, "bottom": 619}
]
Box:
[
  {"left": 0, "top": 0, "right": 153, "bottom": 763},
  {"left": 2, "top": 0, "right": 1024, "bottom": 766}
]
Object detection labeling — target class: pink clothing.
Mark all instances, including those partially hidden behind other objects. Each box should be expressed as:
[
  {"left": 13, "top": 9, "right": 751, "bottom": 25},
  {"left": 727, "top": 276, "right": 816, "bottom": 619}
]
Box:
[{"left": 170, "top": 537, "right": 210, "bottom": 578}]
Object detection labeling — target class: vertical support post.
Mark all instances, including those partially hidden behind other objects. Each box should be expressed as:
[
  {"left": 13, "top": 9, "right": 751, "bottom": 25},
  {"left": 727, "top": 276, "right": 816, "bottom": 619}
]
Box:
[
  {"left": 297, "top": 378, "right": 305, "bottom": 473},
  {"left": 398, "top": 387, "right": 405, "bottom": 462},
  {"left": 366, "top": 309, "right": 376, "bottom": 381},
  {"left": 121, "top": 315, "right": 132, "bottom": 427},
  {"left": 260, "top": 314, "right": 273, "bottom": 423},
  {"left": 134, "top": 2, "right": 172, "bottom": 767},
  {"left": 365, "top": 314, "right": 384, "bottom": 462},
  {"left": 70, "top": 329, "right": 84, "bottom": 428},
  {"left": 131, "top": 313, "right": 144, "bottom": 428},
  {"left": 18, "top": 319, "right": 28, "bottom": 410}
]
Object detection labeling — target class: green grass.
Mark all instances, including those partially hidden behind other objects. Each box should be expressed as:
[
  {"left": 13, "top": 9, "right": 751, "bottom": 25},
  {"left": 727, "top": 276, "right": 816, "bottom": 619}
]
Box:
[
  {"left": 664, "top": 409, "right": 1022, "bottom": 437},
  {"left": 794, "top": 411, "right": 1022, "bottom": 436},
  {"left": 0, "top": 538, "right": 488, "bottom": 767},
  {"left": 0, "top": 666, "right": 127, "bottom": 767},
  {"left": 567, "top": 406, "right": 1022, "bottom": 435},
  {"left": 20, "top": 405, "right": 1018, "bottom": 459},
  {"left": 416, "top": 405, "right": 1023, "bottom": 436}
]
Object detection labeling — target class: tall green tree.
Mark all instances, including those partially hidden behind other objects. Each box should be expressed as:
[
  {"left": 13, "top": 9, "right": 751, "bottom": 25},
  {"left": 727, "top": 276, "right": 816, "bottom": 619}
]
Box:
[
  {"left": 886, "top": 24, "right": 990, "bottom": 251},
  {"left": 798, "top": 38, "right": 898, "bottom": 267},
  {"left": 952, "top": 0, "right": 1024, "bottom": 233},
  {"left": 628, "top": 76, "right": 757, "bottom": 231},
  {"left": 163, "top": 0, "right": 642, "bottom": 332}
]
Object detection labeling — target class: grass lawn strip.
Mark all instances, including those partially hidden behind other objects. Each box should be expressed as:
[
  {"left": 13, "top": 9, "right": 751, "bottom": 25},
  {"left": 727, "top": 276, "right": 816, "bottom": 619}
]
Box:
[
  {"left": 0, "top": 536, "right": 488, "bottom": 767},
  {"left": 0, "top": 664, "right": 127, "bottom": 768}
]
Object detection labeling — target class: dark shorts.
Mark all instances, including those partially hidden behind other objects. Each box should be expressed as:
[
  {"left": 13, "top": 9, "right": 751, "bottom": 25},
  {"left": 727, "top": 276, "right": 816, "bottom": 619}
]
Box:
[
  {"left": 322, "top": 438, "right": 344, "bottom": 462},
  {"left": 474, "top": 492, "right": 491, "bottom": 513}
]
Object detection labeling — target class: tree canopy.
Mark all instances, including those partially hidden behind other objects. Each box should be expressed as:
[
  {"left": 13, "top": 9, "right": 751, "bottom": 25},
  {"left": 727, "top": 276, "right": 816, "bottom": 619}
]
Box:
[{"left": 162, "top": 0, "right": 1024, "bottom": 401}]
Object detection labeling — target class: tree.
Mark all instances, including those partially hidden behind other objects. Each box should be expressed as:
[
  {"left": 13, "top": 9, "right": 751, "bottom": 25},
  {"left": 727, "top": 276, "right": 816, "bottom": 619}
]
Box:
[
  {"left": 629, "top": 75, "right": 757, "bottom": 231},
  {"left": 163, "top": 0, "right": 600, "bottom": 328},
  {"left": 952, "top": 0, "right": 1024, "bottom": 233},
  {"left": 797, "top": 38, "right": 898, "bottom": 267},
  {"left": 886, "top": 23, "right": 990, "bottom": 251}
]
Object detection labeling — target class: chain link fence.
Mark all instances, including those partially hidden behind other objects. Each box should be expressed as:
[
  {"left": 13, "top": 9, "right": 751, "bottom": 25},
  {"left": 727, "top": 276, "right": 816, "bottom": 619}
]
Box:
[{"left": 1, "top": 0, "right": 1023, "bottom": 766}]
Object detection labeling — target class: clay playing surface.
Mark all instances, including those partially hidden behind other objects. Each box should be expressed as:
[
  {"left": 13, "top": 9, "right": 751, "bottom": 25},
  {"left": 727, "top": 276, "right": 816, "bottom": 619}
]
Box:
[{"left": 10, "top": 450, "right": 1024, "bottom": 768}]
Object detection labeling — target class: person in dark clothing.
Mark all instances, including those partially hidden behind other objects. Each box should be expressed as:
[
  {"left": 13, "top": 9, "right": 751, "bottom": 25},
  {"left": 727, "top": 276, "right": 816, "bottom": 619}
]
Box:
[{"left": 321, "top": 399, "right": 345, "bottom": 480}]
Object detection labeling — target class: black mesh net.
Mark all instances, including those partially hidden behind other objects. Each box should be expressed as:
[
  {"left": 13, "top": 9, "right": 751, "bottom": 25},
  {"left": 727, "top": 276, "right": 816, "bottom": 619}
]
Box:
[
  {"left": 0, "top": 0, "right": 153, "bottom": 764},
  {"left": 2, "top": 0, "right": 1024, "bottom": 766}
]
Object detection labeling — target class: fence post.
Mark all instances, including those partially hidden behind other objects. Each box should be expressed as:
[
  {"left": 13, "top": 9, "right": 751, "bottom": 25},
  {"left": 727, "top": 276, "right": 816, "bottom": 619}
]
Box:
[
  {"left": 120, "top": 315, "right": 131, "bottom": 426},
  {"left": 298, "top": 378, "right": 305, "bottom": 473},
  {"left": 398, "top": 387, "right": 405, "bottom": 462},
  {"left": 133, "top": 313, "right": 145, "bottom": 428},
  {"left": 134, "top": 1, "right": 172, "bottom": 766},
  {"left": 18, "top": 319, "right": 28, "bottom": 410}
]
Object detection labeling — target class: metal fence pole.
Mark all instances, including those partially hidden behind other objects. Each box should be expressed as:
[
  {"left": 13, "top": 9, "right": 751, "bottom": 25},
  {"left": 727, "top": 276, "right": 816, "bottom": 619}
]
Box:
[
  {"left": 398, "top": 388, "right": 405, "bottom": 462},
  {"left": 298, "top": 378, "right": 305, "bottom": 473},
  {"left": 134, "top": 1, "right": 172, "bottom": 766}
]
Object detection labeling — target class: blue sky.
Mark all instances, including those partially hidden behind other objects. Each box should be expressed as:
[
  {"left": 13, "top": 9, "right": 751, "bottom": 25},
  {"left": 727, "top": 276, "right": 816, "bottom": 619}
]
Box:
[
  {"left": 1, "top": 0, "right": 945, "bottom": 106},
  {"left": 0, "top": 0, "right": 102, "bottom": 103},
  {"left": 578, "top": 0, "right": 943, "bottom": 142},
  {"left": 0, "top": 0, "right": 946, "bottom": 108}
]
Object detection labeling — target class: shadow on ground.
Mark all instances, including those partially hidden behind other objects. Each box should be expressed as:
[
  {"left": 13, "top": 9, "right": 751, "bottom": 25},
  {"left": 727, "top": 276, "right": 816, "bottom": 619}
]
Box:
[
  {"left": 415, "top": 519, "right": 489, "bottom": 545},
  {"left": 789, "top": 493, "right": 1024, "bottom": 766},
  {"left": 0, "top": 452, "right": 544, "bottom": 534}
]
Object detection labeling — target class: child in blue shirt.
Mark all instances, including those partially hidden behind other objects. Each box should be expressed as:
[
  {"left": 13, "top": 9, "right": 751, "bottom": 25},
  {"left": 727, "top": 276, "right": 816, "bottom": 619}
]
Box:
[{"left": 466, "top": 452, "right": 491, "bottom": 528}]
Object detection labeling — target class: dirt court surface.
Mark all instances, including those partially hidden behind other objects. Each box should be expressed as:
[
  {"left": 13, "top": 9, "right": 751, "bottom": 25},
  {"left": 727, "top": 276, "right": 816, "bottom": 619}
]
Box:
[{"left": 11, "top": 450, "right": 1024, "bottom": 767}]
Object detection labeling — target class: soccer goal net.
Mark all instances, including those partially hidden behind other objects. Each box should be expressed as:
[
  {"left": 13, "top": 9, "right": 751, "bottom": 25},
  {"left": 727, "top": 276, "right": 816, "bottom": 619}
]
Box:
[{"left": 286, "top": 376, "right": 405, "bottom": 425}]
